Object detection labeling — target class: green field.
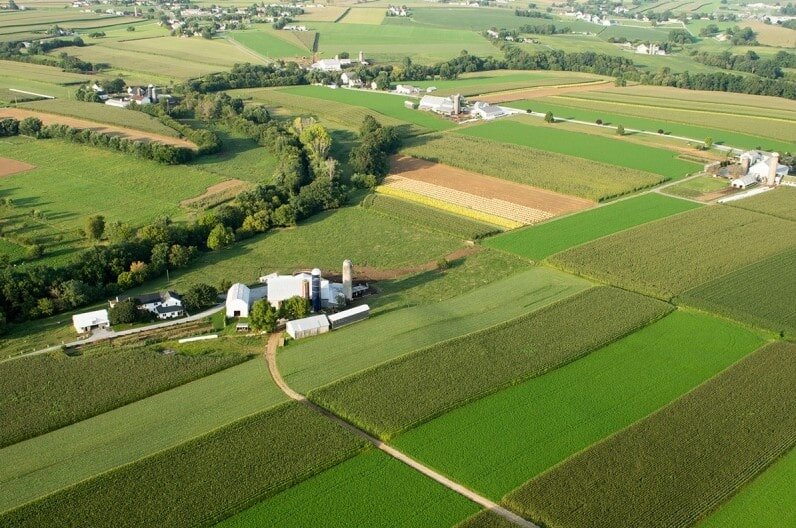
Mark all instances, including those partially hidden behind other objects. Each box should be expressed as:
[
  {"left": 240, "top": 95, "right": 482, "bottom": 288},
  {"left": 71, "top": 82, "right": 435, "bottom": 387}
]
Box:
[
  {"left": 1, "top": 402, "right": 366, "bottom": 528},
  {"left": 484, "top": 193, "right": 701, "bottom": 261},
  {"left": 280, "top": 85, "right": 456, "bottom": 132},
  {"left": 309, "top": 287, "right": 671, "bottom": 439},
  {"left": 506, "top": 99, "right": 794, "bottom": 153},
  {"left": 395, "top": 310, "right": 763, "bottom": 499},
  {"left": 407, "top": 70, "right": 605, "bottom": 97},
  {"left": 402, "top": 133, "right": 665, "bottom": 201},
  {"left": 0, "top": 337, "right": 261, "bottom": 447},
  {"left": 279, "top": 267, "right": 591, "bottom": 393},
  {"left": 507, "top": 341, "right": 795, "bottom": 528},
  {"left": 218, "top": 449, "right": 478, "bottom": 528},
  {"left": 0, "top": 59, "right": 94, "bottom": 100},
  {"left": 551, "top": 205, "right": 796, "bottom": 300},
  {"left": 0, "top": 359, "right": 286, "bottom": 513},
  {"left": 403, "top": 7, "right": 595, "bottom": 33},
  {"left": 727, "top": 186, "right": 796, "bottom": 222},
  {"left": 458, "top": 120, "right": 701, "bottom": 182},
  {"left": 187, "top": 127, "right": 279, "bottom": 183},
  {"left": 662, "top": 175, "right": 730, "bottom": 199},
  {"left": 680, "top": 249, "right": 796, "bottom": 337},
  {"left": 700, "top": 448, "right": 796, "bottom": 528},
  {"left": 229, "top": 28, "right": 310, "bottom": 58}
]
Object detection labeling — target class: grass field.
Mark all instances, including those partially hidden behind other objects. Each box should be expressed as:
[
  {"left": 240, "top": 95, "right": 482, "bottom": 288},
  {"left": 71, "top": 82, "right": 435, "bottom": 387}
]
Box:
[
  {"left": 727, "top": 186, "right": 796, "bottom": 222},
  {"left": 458, "top": 120, "right": 701, "bottom": 182},
  {"left": 680, "top": 248, "right": 796, "bottom": 337},
  {"left": 218, "top": 449, "right": 478, "bottom": 528},
  {"left": 229, "top": 28, "right": 310, "bottom": 58},
  {"left": 551, "top": 205, "right": 796, "bottom": 300},
  {"left": 187, "top": 127, "right": 280, "bottom": 184},
  {"left": 507, "top": 341, "right": 796, "bottom": 528},
  {"left": 506, "top": 98, "right": 794, "bottom": 153},
  {"left": 17, "top": 99, "right": 181, "bottom": 137},
  {"left": 402, "top": 133, "right": 665, "bottom": 202},
  {"left": 280, "top": 85, "right": 456, "bottom": 132},
  {"left": 661, "top": 175, "right": 730, "bottom": 200},
  {"left": 339, "top": 8, "right": 386, "bottom": 25},
  {"left": 279, "top": 267, "right": 591, "bottom": 393},
  {"left": 404, "top": 7, "right": 595, "bottom": 33},
  {"left": 484, "top": 193, "right": 701, "bottom": 261},
  {"left": 407, "top": 70, "right": 606, "bottom": 97},
  {"left": 309, "top": 287, "right": 671, "bottom": 439},
  {"left": 0, "top": 337, "right": 262, "bottom": 447},
  {"left": 395, "top": 310, "right": 764, "bottom": 499},
  {"left": 0, "top": 359, "right": 287, "bottom": 513},
  {"left": 699, "top": 448, "right": 796, "bottom": 528},
  {"left": 1, "top": 402, "right": 366, "bottom": 528}
]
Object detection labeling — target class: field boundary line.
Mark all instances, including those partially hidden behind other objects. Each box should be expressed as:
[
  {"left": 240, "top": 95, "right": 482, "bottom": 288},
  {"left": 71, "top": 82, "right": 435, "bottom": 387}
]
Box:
[{"left": 264, "top": 333, "right": 539, "bottom": 528}]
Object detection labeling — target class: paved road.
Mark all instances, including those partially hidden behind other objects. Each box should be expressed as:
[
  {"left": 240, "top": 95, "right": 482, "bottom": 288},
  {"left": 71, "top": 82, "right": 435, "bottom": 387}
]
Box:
[{"left": 264, "top": 333, "right": 538, "bottom": 528}]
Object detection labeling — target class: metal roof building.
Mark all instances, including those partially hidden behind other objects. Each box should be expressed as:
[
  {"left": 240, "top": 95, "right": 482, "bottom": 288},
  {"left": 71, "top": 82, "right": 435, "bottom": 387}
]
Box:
[
  {"left": 226, "top": 283, "right": 251, "bottom": 318},
  {"left": 327, "top": 304, "right": 370, "bottom": 330},
  {"left": 72, "top": 309, "right": 110, "bottom": 334},
  {"left": 286, "top": 314, "right": 330, "bottom": 340}
]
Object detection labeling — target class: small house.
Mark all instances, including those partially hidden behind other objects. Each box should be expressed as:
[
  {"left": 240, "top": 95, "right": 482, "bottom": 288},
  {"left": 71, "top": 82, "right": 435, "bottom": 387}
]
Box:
[
  {"left": 471, "top": 101, "right": 505, "bottom": 120},
  {"left": 73, "top": 309, "right": 110, "bottom": 334}
]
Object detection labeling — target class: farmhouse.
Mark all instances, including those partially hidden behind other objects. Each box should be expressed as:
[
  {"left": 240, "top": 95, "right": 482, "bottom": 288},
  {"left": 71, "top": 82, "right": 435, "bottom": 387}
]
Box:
[
  {"left": 636, "top": 43, "right": 666, "bottom": 55},
  {"left": 72, "top": 309, "right": 110, "bottom": 333},
  {"left": 341, "top": 72, "right": 363, "bottom": 88},
  {"left": 286, "top": 314, "right": 330, "bottom": 339},
  {"left": 395, "top": 84, "right": 420, "bottom": 95},
  {"left": 226, "top": 283, "right": 251, "bottom": 318},
  {"left": 471, "top": 101, "right": 506, "bottom": 120},
  {"left": 109, "top": 291, "right": 185, "bottom": 319},
  {"left": 418, "top": 94, "right": 461, "bottom": 115}
]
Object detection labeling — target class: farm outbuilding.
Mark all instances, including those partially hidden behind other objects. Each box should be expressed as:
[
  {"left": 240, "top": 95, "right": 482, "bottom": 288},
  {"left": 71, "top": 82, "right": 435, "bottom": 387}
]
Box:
[
  {"left": 72, "top": 309, "right": 110, "bottom": 334},
  {"left": 731, "top": 174, "right": 759, "bottom": 189},
  {"left": 286, "top": 314, "right": 330, "bottom": 340},
  {"left": 226, "top": 283, "right": 251, "bottom": 318},
  {"left": 327, "top": 304, "right": 370, "bottom": 329}
]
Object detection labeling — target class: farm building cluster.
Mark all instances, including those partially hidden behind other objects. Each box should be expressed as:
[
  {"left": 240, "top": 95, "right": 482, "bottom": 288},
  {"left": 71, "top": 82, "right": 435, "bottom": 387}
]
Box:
[
  {"left": 402, "top": 91, "right": 514, "bottom": 121},
  {"left": 706, "top": 151, "right": 791, "bottom": 190}
]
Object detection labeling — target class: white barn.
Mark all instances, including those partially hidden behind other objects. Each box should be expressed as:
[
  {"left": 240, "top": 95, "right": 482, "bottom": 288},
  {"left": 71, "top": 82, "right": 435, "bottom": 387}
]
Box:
[
  {"left": 226, "top": 283, "right": 251, "bottom": 318},
  {"left": 286, "top": 314, "right": 330, "bottom": 339},
  {"left": 731, "top": 174, "right": 759, "bottom": 189},
  {"left": 73, "top": 309, "right": 110, "bottom": 333},
  {"left": 471, "top": 101, "right": 506, "bottom": 120}
]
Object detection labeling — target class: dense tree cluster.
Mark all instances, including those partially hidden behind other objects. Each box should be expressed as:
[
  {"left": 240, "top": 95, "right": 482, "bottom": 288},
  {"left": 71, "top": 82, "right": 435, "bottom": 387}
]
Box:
[
  {"left": 184, "top": 63, "right": 308, "bottom": 93},
  {"left": 692, "top": 50, "right": 794, "bottom": 79},
  {"left": 349, "top": 115, "right": 401, "bottom": 188},
  {"left": 514, "top": 9, "right": 553, "bottom": 19}
]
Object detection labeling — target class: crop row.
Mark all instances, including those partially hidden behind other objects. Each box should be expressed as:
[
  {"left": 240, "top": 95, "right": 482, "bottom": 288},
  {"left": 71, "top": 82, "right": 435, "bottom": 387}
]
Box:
[
  {"left": 309, "top": 287, "right": 672, "bottom": 439},
  {"left": 382, "top": 175, "right": 553, "bottom": 224},
  {"left": 361, "top": 193, "right": 501, "bottom": 240},
  {"left": 506, "top": 341, "right": 796, "bottom": 528},
  {"left": 1, "top": 402, "right": 367, "bottom": 528},
  {"left": 0, "top": 337, "right": 259, "bottom": 447},
  {"left": 727, "top": 186, "right": 796, "bottom": 222}
]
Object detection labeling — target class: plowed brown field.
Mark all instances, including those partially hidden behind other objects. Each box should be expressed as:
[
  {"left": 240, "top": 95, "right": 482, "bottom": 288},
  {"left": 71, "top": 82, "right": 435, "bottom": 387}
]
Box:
[{"left": 0, "top": 157, "right": 34, "bottom": 178}]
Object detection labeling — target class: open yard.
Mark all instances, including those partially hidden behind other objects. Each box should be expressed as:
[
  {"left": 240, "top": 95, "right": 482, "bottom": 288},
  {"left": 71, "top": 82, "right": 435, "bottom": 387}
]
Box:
[
  {"left": 506, "top": 341, "right": 795, "bottom": 528},
  {"left": 551, "top": 205, "right": 796, "bottom": 300},
  {"left": 484, "top": 193, "right": 701, "bottom": 261},
  {"left": 402, "top": 133, "right": 665, "bottom": 202},
  {"left": 395, "top": 310, "right": 764, "bottom": 499}
]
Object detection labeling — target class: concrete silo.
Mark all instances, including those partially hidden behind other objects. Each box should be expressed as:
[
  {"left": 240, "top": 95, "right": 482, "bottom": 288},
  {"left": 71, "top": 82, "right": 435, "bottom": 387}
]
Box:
[
  {"left": 311, "top": 268, "right": 322, "bottom": 312},
  {"left": 342, "top": 260, "right": 353, "bottom": 302}
]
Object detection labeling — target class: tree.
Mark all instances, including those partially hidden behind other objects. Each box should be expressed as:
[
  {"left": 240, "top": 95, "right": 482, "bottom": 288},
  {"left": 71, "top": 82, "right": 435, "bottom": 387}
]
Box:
[
  {"left": 544, "top": 111, "right": 554, "bottom": 123},
  {"left": 616, "top": 124, "right": 625, "bottom": 136},
  {"left": 168, "top": 244, "right": 196, "bottom": 268},
  {"left": 207, "top": 224, "right": 234, "bottom": 251},
  {"left": 182, "top": 283, "right": 218, "bottom": 312},
  {"left": 704, "top": 137, "right": 714, "bottom": 149},
  {"left": 299, "top": 123, "right": 332, "bottom": 163},
  {"left": 596, "top": 119, "right": 603, "bottom": 125},
  {"left": 25, "top": 244, "right": 43, "bottom": 260},
  {"left": 86, "top": 215, "right": 105, "bottom": 241},
  {"left": 18, "top": 117, "right": 42, "bottom": 137},
  {"left": 106, "top": 221, "right": 135, "bottom": 243},
  {"left": 249, "top": 299, "right": 278, "bottom": 332},
  {"left": 109, "top": 298, "right": 139, "bottom": 325},
  {"left": 279, "top": 296, "right": 311, "bottom": 320},
  {"left": 0, "top": 311, "right": 6, "bottom": 336}
]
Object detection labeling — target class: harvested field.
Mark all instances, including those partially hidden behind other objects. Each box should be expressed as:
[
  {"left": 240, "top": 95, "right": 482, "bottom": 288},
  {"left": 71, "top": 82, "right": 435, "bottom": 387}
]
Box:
[
  {"left": 0, "top": 108, "right": 196, "bottom": 149},
  {"left": 180, "top": 179, "right": 251, "bottom": 208},
  {"left": 391, "top": 156, "right": 592, "bottom": 217},
  {"left": 0, "top": 157, "right": 34, "bottom": 178},
  {"left": 477, "top": 80, "right": 611, "bottom": 104}
]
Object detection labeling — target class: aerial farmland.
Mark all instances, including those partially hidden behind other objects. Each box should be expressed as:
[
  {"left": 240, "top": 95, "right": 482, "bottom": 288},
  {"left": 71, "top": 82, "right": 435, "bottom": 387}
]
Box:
[{"left": 0, "top": 0, "right": 794, "bottom": 527}]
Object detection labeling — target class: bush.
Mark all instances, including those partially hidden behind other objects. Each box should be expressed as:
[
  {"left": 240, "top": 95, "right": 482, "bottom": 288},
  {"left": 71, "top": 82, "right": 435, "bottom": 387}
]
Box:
[
  {"left": 0, "top": 118, "right": 19, "bottom": 137},
  {"left": 18, "top": 117, "right": 42, "bottom": 137},
  {"left": 596, "top": 119, "right": 603, "bottom": 125},
  {"left": 616, "top": 124, "right": 625, "bottom": 136},
  {"left": 108, "top": 298, "right": 140, "bottom": 325},
  {"left": 544, "top": 111, "right": 554, "bottom": 123}
]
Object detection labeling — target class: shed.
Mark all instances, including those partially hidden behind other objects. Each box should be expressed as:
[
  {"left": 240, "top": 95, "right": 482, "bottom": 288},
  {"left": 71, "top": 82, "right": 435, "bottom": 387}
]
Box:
[
  {"left": 226, "top": 283, "right": 251, "bottom": 318},
  {"left": 327, "top": 304, "right": 370, "bottom": 329},
  {"left": 72, "top": 309, "right": 110, "bottom": 333},
  {"left": 286, "top": 314, "right": 330, "bottom": 339},
  {"left": 731, "top": 174, "right": 759, "bottom": 189}
]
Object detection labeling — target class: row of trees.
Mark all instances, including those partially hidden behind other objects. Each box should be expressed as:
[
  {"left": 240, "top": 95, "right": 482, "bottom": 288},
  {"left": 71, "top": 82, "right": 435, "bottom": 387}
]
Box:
[{"left": 692, "top": 50, "right": 795, "bottom": 80}]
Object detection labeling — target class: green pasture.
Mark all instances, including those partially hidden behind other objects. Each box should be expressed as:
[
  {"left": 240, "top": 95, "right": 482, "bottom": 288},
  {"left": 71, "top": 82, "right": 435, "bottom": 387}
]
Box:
[
  {"left": 596, "top": 24, "right": 672, "bottom": 42},
  {"left": 279, "top": 267, "right": 591, "bottom": 393},
  {"left": 408, "top": 70, "right": 605, "bottom": 96},
  {"left": 662, "top": 175, "right": 729, "bottom": 199},
  {"left": 394, "top": 310, "right": 764, "bottom": 499},
  {"left": 506, "top": 98, "right": 794, "bottom": 152},
  {"left": 218, "top": 449, "right": 478, "bottom": 528},
  {"left": 0, "top": 359, "right": 286, "bottom": 513},
  {"left": 484, "top": 193, "right": 701, "bottom": 261},
  {"left": 280, "top": 85, "right": 456, "bottom": 132},
  {"left": 457, "top": 120, "right": 701, "bottom": 180},
  {"left": 229, "top": 28, "right": 310, "bottom": 58},
  {"left": 187, "top": 127, "right": 279, "bottom": 183}
]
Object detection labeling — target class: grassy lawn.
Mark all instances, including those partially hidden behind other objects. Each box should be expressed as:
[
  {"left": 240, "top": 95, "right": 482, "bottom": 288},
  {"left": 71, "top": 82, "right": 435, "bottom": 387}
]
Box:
[
  {"left": 484, "top": 193, "right": 701, "bottom": 261},
  {"left": 551, "top": 205, "right": 796, "bottom": 300},
  {"left": 457, "top": 120, "right": 701, "bottom": 181},
  {"left": 228, "top": 28, "right": 310, "bottom": 58},
  {"left": 662, "top": 175, "right": 729, "bottom": 199},
  {"left": 0, "top": 359, "right": 287, "bottom": 514},
  {"left": 218, "top": 449, "right": 478, "bottom": 528},
  {"left": 279, "top": 267, "right": 591, "bottom": 393}
]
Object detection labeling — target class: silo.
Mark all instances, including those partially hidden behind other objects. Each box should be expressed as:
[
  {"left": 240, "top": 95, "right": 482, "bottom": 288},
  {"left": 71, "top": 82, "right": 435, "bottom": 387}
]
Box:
[
  {"left": 452, "top": 94, "right": 461, "bottom": 115},
  {"left": 767, "top": 153, "right": 779, "bottom": 186},
  {"left": 342, "top": 260, "right": 353, "bottom": 301},
  {"left": 311, "top": 268, "right": 322, "bottom": 312},
  {"left": 300, "top": 279, "right": 310, "bottom": 300},
  {"left": 741, "top": 156, "right": 750, "bottom": 174}
]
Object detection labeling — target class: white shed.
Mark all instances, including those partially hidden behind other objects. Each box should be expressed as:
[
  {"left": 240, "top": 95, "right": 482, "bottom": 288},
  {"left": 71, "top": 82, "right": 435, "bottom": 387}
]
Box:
[
  {"left": 286, "top": 314, "right": 330, "bottom": 339},
  {"left": 226, "top": 283, "right": 251, "bottom": 318},
  {"left": 72, "top": 309, "right": 110, "bottom": 333},
  {"left": 731, "top": 174, "right": 759, "bottom": 189}
]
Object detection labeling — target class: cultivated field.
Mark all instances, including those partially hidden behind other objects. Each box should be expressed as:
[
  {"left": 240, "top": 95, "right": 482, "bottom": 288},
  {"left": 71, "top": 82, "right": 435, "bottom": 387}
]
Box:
[
  {"left": 458, "top": 120, "right": 701, "bottom": 182},
  {"left": 1, "top": 403, "right": 366, "bottom": 528},
  {"left": 402, "top": 133, "right": 665, "bottom": 202},
  {"left": 727, "top": 186, "right": 796, "bottom": 221},
  {"left": 338, "top": 8, "right": 386, "bottom": 25},
  {"left": 506, "top": 341, "right": 796, "bottom": 528},
  {"left": 228, "top": 28, "right": 311, "bottom": 58},
  {"left": 485, "top": 194, "right": 701, "bottom": 261},
  {"left": 295, "top": 6, "right": 349, "bottom": 22},
  {"left": 219, "top": 450, "right": 478, "bottom": 528},
  {"left": 309, "top": 287, "right": 671, "bottom": 439},
  {"left": 476, "top": 80, "right": 612, "bottom": 104},
  {"left": 396, "top": 311, "right": 764, "bottom": 499},
  {"left": 408, "top": 70, "right": 607, "bottom": 97},
  {"left": 662, "top": 176, "right": 733, "bottom": 201},
  {"left": 551, "top": 205, "right": 796, "bottom": 299}
]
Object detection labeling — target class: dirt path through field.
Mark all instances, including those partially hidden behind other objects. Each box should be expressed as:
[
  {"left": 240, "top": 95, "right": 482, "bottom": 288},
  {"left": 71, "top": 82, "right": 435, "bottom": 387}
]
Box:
[
  {"left": 264, "top": 332, "right": 538, "bottom": 528},
  {"left": 0, "top": 108, "right": 197, "bottom": 149},
  {"left": 0, "top": 157, "right": 35, "bottom": 178},
  {"left": 477, "top": 80, "right": 611, "bottom": 103},
  {"left": 353, "top": 246, "right": 480, "bottom": 281}
]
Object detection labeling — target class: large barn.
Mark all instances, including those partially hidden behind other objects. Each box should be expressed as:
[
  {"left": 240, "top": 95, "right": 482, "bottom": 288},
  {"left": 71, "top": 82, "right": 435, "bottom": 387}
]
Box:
[{"left": 225, "top": 283, "right": 251, "bottom": 318}]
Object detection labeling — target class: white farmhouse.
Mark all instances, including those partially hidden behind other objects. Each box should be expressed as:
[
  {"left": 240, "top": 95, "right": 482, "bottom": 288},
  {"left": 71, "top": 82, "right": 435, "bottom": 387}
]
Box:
[
  {"left": 73, "top": 309, "right": 110, "bottom": 334},
  {"left": 109, "top": 291, "right": 185, "bottom": 320},
  {"left": 395, "top": 84, "right": 420, "bottom": 95},
  {"left": 226, "top": 283, "right": 251, "bottom": 318},
  {"left": 341, "top": 72, "right": 363, "bottom": 88}
]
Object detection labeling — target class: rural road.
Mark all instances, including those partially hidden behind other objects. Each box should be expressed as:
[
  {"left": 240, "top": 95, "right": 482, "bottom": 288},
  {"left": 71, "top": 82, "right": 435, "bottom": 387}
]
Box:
[{"left": 264, "top": 333, "right": 539, "bottom": 528}]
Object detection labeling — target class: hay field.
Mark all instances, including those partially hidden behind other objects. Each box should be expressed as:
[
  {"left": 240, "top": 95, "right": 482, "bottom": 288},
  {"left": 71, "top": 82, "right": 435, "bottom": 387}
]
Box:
[
  {"left": 339, "top": 8, "right": 386, "bottom": 25},
  {"left": 295, "top": 6, "right": 349, "bottom": 22},
  {"left": 228, "top": 28, "right": 311, "bottom": 58},
  {"left": 407, "top": 70, "right": 607, "bottom": 97},
  {"left": 742, "top": 21, "right": 796, "bottom": 47}
]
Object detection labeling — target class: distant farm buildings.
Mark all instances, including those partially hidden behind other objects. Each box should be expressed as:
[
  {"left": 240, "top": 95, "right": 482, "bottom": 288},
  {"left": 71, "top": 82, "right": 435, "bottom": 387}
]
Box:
[
  {"left": 471, "top": 101, "right": 506, "bottom": 120},
  {"left": 72, "top": 309, "right": 110, "bottom": 334},
  {"left": 636, "top": 43, "right": 666, "bottom": 56},
  {"left": 311, "top": 52, "right": 367, "bottom": 72},
  {"left": 418, "top": 94, "right": 461, "bottom": 115}
]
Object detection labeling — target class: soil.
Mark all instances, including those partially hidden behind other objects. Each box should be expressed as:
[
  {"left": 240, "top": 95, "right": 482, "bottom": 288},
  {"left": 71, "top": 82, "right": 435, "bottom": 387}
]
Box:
[
  {"left": 0, "top": 108, "right": 197, "bottom": 149},
  {"left": 180, "top": 179, "right": 250, "bottom": 207},
  {"left": 0, "top": 156, "right": 35, "bottom": 178},
  {"left": 477, "top": 80, "right": 612, "bottom": 103},
  {"left": 354, "top": 246, "right": 480, "bottom": 281},
  {"left": 390, "top": 155, "right": 593, "bottom": 215}
]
